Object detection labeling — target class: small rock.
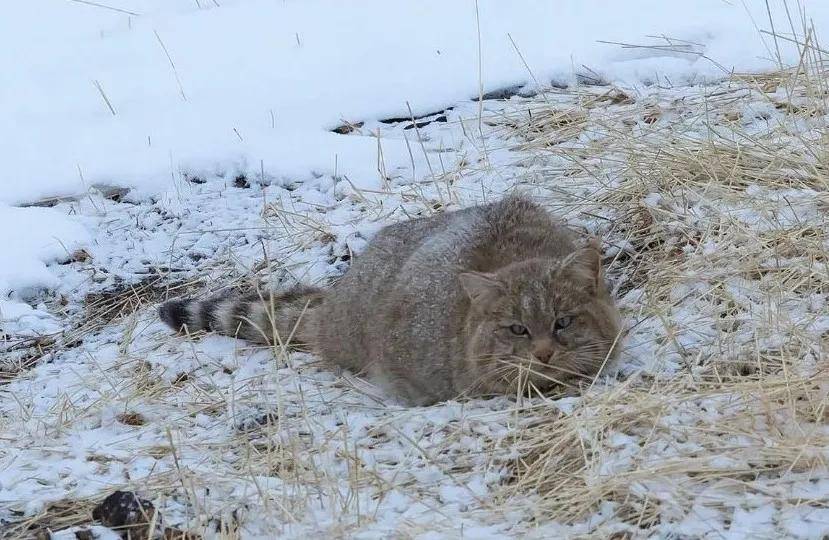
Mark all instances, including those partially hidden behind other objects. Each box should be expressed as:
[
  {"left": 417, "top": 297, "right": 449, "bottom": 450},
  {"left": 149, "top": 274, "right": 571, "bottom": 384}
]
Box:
[
  {"left": 71, "top": 249, "right": 93, "bottom": 263},
  {"left": 233, "top": 175, "right": 250, "bottom": 188},
  {"left": 331, "top": 121, "right": 364, "bottom": 134},
  {"left": 92, "top": 491, "right": 162, "bottom": 540},
  {"left": 92, "top": 184, "right": 131, "bottom": 202},
  {"left": 116, "top": 412, "right": 147, "bottom": 426},
  {"left": 171, "top": 372, "right": 190, "bottom": 386},
  {"left": 236, "top": 411, "right": 279, "bottom": 433}
]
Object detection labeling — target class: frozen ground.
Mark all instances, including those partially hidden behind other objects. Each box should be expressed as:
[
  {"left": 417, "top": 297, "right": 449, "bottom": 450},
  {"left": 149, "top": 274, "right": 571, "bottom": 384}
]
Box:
[{"left": 3, "top": 1, "right": 829, "bottom": 539}]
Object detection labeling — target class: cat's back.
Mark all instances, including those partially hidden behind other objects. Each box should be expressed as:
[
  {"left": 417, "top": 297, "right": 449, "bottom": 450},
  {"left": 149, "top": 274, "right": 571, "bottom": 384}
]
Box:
[
  {"left": 471, "top": 195, "right": 577, "bottom": 270},
  {"left": 354, "top": 194, "right": 568, "bottom": 268},
  {"left": 330, "top": 194, "right": 574, "bottom": 319},
  {"left": 314, "top": 204, "right": 485, "bottom": 374},
  {"left": 315, "top": 195, "right": 575, "bottom": 397}
]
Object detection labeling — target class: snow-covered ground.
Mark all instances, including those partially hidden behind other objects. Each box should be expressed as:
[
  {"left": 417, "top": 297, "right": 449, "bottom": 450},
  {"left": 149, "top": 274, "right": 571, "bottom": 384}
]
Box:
[{"left": 4, "top": 1, "right": 829, "bottom": 538}]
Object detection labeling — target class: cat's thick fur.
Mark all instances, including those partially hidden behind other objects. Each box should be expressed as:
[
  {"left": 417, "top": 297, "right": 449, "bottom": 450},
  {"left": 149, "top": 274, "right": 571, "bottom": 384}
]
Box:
[{"left": 160, "top": 195, "right": 622, "bottom": 405}]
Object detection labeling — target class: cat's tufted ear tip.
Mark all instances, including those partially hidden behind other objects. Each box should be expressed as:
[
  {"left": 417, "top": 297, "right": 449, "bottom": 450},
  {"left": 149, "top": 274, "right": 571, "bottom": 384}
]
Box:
[
  {"left": 586, "top": 236, "right": 601, "bottom": 251},
  {"left": 560, "top": 240, "right": 603, "bottom": 293},
  {"left": 459, "top": 272, "right": 505, "bottom": 305}
]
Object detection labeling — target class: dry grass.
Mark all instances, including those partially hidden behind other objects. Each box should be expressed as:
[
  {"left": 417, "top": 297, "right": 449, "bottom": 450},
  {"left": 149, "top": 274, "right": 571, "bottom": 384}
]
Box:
[
  {"left": 491, "top": 31, "right": 829, "bottom": 536},
  {"left": 500, "top": 373, "right": 829, "bottom": 527},
  {"left": 1, "top": 272, "right": 204, "bottom": 385}
]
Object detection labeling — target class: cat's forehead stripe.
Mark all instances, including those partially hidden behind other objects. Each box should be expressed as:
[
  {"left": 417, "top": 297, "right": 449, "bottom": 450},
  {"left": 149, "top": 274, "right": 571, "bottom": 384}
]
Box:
[
  {"left": 521, "top": 294, "right": 534, "bottom": 312},
  {"left": 517, "top": 281, "right": 554, "bottom": 315}
]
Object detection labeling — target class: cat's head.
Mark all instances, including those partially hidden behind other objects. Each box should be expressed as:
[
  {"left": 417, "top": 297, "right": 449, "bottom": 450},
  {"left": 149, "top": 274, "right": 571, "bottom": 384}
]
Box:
[{"left": 459, "top": 243, "right": 621, "bottom": 395}]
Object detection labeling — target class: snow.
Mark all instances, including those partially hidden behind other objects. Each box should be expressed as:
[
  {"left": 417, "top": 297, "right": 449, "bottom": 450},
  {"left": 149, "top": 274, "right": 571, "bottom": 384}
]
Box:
[
  {"left": 5, "top": 0, "right": 829, "bottom": 537},
  {"left": 5, "top": 0, "right": 829, "bottom": 206},
  {"left": 52, "top": 526, "right": 121, "bottom": 540},
  {"left": 0, "top": 205, "right": 90, "bottom": 336}
]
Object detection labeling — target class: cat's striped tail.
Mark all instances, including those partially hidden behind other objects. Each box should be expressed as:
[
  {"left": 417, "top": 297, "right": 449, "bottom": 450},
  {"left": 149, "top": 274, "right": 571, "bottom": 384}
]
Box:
[{"left": 159, "top": 285, "right": 324, "bottom": 346}]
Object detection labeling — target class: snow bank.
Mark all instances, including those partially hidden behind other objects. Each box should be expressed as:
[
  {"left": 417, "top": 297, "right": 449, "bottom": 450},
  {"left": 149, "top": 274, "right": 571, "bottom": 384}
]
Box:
[
  {"left": 0, "top": 205, "right": 90, "bottom": 336},
  {"left": 5, "top": 0, "right": 829, "bottom": 205},
  {"left": 2, "top": 0, "right": 828, "bottom": 332}
]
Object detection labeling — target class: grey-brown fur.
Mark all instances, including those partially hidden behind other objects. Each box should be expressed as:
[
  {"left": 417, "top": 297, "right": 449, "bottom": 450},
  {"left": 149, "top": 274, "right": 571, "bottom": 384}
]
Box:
[{"left": 159, "top": 195, "right": 622, "bottom": 405}]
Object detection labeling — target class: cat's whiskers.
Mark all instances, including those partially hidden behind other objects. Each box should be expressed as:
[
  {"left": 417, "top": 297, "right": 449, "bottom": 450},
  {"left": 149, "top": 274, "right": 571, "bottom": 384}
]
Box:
[
  {"left": 475, "top": 352, "right": 598, "bottom": 389},
  {"left": 523, "top": 351, "right": 600, "bottom": 380},
  {"left": 494, "top": 357, "right": 578, "bottom": 389}
]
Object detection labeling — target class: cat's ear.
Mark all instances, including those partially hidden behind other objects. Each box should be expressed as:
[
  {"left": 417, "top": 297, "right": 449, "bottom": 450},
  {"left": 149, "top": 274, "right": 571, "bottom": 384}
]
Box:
[
  {"left": 559, "top": 238, "right": 602, "bottom": 294},
  {"left": 459, "top": 272, "right": 505, "bottom": 306}
]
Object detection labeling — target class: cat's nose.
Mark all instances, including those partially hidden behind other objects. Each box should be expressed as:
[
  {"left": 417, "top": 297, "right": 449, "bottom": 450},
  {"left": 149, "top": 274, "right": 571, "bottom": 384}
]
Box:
[
  {"left": 534, "top": 349, "right": 553, "bottom": 363},
  {"left": 532, "top": 339, "right": 554, "bottom": 363}
]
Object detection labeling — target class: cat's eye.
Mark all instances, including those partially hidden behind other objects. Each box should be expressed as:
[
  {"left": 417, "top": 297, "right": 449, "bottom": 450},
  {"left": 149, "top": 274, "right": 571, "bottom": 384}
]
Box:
[
  {"left": 554, "top": 316, "right": 573, "bottom": 331},
  {"left": 509, "top": 324, "right": 529, "bottom": 336}
]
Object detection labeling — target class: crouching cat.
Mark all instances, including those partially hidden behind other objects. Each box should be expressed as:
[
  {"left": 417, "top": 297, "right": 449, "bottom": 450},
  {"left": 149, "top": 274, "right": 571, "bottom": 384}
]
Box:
[{"left": 160, "top": 195, "right": 622, "bottom": 405}]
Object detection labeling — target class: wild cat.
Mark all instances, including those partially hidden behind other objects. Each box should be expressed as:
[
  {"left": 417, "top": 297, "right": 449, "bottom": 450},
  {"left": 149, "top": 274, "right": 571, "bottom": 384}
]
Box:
[{"left": 159, "top": 195, "right": 622, "bottom": 405}]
